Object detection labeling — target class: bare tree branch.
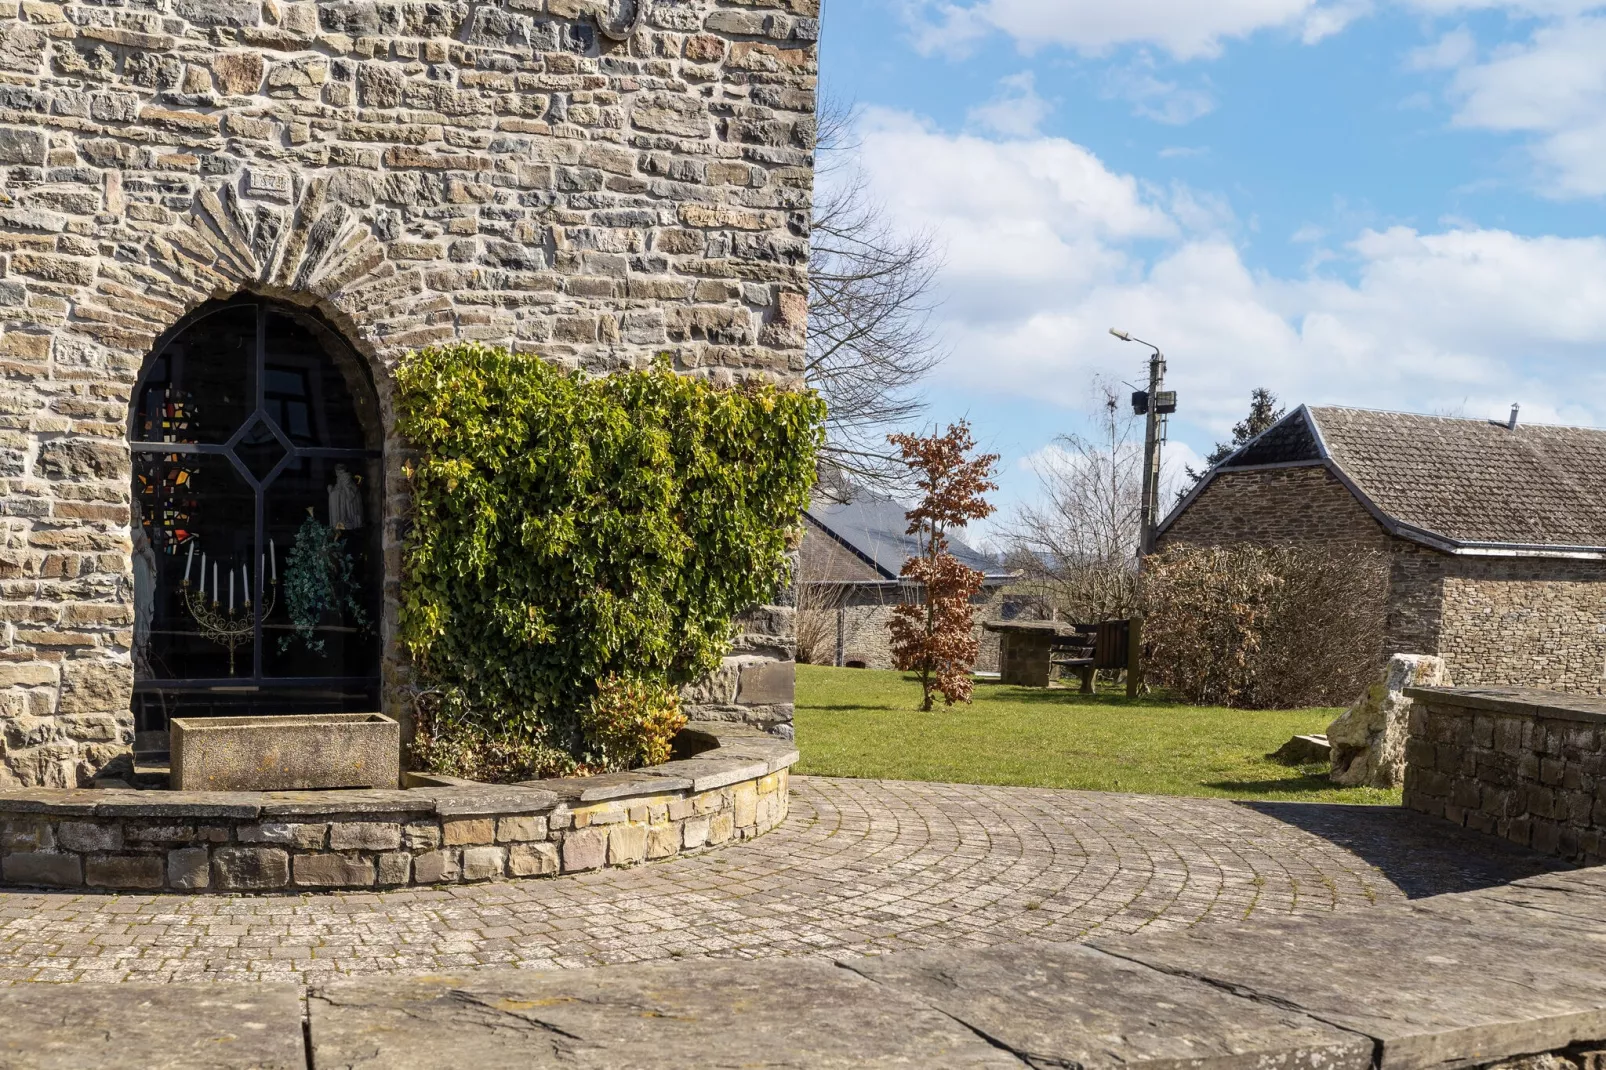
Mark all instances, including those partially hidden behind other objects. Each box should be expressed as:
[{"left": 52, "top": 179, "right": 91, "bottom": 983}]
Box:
[
  {"left": 1004, "top": 379, "right": 1143, "bottom": 623},
  {"left": 808, "top": 98, "right": 946, "bottom": 493}
]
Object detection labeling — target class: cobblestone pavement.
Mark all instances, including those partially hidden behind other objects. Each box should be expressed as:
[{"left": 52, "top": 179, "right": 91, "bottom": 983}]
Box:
[{"left": 0, "top": 778, "right": 1558, "bottom": 985}]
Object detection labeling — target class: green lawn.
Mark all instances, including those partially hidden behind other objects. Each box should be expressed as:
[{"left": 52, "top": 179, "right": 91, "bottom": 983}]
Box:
[{"left": 794, "top": 665, "right": 1399, "bottom": 805}]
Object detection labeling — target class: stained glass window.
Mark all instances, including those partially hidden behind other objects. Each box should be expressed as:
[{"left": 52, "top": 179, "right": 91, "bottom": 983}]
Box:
[{"left": 129, "top": 298, "right": 384, "bottom": 733}]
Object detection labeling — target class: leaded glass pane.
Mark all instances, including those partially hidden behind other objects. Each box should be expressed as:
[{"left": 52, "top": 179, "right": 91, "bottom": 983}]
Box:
[{"left": 133, "top": 305, "right": 256, "bottom": 445}]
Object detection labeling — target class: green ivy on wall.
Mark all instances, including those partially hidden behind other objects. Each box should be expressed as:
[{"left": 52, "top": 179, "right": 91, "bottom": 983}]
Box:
[{"left": 395, "top": 343, "right": 824, "bottom": 778}]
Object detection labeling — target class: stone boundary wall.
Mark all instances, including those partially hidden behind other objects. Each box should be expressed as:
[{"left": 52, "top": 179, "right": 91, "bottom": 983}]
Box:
[
  {"left": 1403, "top": 685, "right": 1606, "bottom": 865},
  {"left": 0, "top": 724, "right": 794, "bottom": 892}
]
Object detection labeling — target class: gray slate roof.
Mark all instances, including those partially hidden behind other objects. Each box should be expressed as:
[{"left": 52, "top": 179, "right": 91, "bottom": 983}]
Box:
[
  {"left": 1166, "top": 405, "right": 1606, "bottom": 553},
  {"left": 805, "top": 494, "right": 1010, "bottom": 581}
]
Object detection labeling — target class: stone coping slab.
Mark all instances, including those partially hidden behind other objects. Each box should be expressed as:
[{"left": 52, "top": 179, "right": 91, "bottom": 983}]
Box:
[
  {"left": 844, "top": 943, "right": 1376, "bottom": 1070},
  {"left": 1404, "top": 686, "right": 1606, "bottom": 725},
  {"left": 0, "top": 725, "right": 796, "bottom": 894},
  {"left": 1092, "top": 878, "right": 1606, "bottom": 1070},
  {"left": 0, "top": 982, "right": 305, "bottom": 1069},
  {"left": 308, "top": 959, "right": 1022, "bottom": 1069}
]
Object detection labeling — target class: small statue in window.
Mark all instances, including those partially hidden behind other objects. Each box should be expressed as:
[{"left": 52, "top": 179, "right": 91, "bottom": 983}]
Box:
[{"left": 328, "top": 465, "right": 363, "bottom": 531}]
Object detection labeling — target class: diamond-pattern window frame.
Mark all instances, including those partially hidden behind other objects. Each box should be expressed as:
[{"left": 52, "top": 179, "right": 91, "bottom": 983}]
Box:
[{"left": 127, "top": 297, "right": 383, "bottom": 694}]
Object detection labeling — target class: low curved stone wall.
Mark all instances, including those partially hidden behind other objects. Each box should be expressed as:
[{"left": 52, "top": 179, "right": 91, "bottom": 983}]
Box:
[{"left": 0, "top": 725, "right": 794, "bottom": 893}]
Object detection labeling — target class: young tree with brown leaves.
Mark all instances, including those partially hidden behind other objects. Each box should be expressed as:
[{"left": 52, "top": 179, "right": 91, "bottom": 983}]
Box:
[{"left": 887, "top": 421, "right": 1000, "bottom": 711}]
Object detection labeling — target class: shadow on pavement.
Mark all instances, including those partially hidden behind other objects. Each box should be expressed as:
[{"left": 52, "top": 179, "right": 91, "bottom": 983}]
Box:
[{"left": 1237, "top": 800, "right": 1568, "bottom": 898}]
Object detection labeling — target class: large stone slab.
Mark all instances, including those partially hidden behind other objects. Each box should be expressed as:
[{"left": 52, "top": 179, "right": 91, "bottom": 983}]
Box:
[
  {"left": 1095, "top": 906, "right": 1606, "bottom": 1070},
  {"left": 172, "top": 714, "right": 400, "bottom": 791},
  {"left": 0, "top": 982, "right": 304, "bottom": 1069},
  {"left": 1409, "top": 868, "right": 1606, "bottom": 931},
  {"left": 845, "top": 942, "right": 1375, "bottom": 1070},
  {"left": 308, "top": 960, "right": 1022, "bottom": 1068}
]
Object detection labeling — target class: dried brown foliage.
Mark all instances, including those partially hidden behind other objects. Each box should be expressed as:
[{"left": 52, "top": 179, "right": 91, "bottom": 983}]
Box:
[
  {"left": 887, "top": 422, "right": 999, "bottom": 710},
  {"left": 1141, "top": 545, "right": 1387, "bottom": 709}
]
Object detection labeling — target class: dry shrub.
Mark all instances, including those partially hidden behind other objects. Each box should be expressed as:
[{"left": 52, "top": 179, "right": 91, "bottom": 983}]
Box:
[
  {"left": 581, "top": 675, "right": 688, "bottom": 772},
  {"left": 1141, "top": 546, "right": 1387, "bottom": 709},
  {"left": 409, "top": 687, "right": 580, "bottom": 783},
  {"left": 796, "top": 582, "right": 847, "bottom": 666}
]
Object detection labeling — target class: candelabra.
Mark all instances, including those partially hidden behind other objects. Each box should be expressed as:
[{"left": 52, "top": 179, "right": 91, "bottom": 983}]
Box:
[{"left": 182, "top": 579, "right": 276, "bottom": 677}]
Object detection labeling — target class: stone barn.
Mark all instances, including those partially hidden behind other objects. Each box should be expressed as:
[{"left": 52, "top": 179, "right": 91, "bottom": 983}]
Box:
[
  {"left": 0, "top": 0, "right": 818, "bottom": 787},
  {"left": 798, "top": 493, "right": 1021, "bottom": 671},
  {"left": 1159, "top": 405, "right": 1606, "bottom": 694}
]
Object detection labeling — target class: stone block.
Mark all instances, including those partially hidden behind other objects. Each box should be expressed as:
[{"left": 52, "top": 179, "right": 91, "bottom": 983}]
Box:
[
  {"left": 735, "top": 659, "right": 795, "bottom": 705},
  {"left": 403, "top": 822, "right": 441, "bottom": 851},
  {"left": 460, "top": 846, "right": 506, "bottom": 882},
  {"left": 329, "top": 821, "right": 402, "bottom": 851},
  {"left": 495, "top": 815, "right": 547, "bottom": 843},
  {"left": 443, "top": 817, "right": 494, "bottom": 845},
  {"left": 1, "top": 815, "right": 53, "bottom": 851},
  {"left": 508, "top": 842, "right": 558, "bottom": 877},
  {"left": 561, "top": 827, "right": 607, "bottom": 872},
  {"left": 412, "top": 849, "right": 459, "bottom": 884},
  {"left": 682, "top": 816, "right": 710, "bottom": 850},
  {"left": 239, "top": 822, "right": 328, "bottom": 849},
  {"left": 733, "top": 781, "right": 758, "bottom": 827},
  {"left": 294, "top": 852, "right": 375, "bottom": 889},
  {"left": 171, "top": 713, "right": 400, "bottom": 792},
  {"left": 607, "top": 824, "right": 647, "bottom": 866},
  {"left": 376, "top": 852, "right": 412, "bottom": 886},
  {"left": 211, "top": 847, "right": 290, "bottom": 891},
  {"left": 58, "top": 820, "right": 122, "bottom": 853},
  {"left": 85, "top": 853, "right": 164, "bottom": 889},
  {"left": 168, "top": 847, "right": 210, "bottom": 890},
  {"left": 2, "top": 851, "right": 82, "bottom": 887},
  {"left": 708, "top": 811, "right": 734, "bottom": 846},
  {"left": 127, "top": 823, "right": 197, "bottom": 844},
  {"left": 646, "top": 823, "right": 679, "bottom": 859}
]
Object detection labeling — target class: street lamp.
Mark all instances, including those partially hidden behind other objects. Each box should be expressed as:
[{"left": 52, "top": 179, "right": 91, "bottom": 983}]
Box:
[{"left": 1109, "top": 328, "right": 1177, "bottom": 556}]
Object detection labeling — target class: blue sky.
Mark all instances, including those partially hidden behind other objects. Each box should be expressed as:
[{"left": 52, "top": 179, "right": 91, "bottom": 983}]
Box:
[{"left": 817, "top": 0, "right": 1606, "bottom": 527}]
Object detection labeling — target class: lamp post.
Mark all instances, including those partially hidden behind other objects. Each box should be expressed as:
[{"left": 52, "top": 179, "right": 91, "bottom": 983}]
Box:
[{"left": 1110, "top": 328, "right": 1175, "bottom": 557}]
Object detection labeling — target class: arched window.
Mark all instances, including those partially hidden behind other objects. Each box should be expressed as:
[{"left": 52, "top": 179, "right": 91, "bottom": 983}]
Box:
[{"left": 129, "top": 297, "right": 383, "bottom": 732}]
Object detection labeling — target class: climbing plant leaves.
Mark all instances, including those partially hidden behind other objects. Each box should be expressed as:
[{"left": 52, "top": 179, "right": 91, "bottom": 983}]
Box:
[{"left": 395, "top": 344, "right": 825, "bottom": 761}]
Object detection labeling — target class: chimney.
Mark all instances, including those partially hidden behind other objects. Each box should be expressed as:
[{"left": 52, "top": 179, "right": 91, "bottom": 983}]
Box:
[{"left": 1507, "top": 404, "right": 1521, "bottom": 431}]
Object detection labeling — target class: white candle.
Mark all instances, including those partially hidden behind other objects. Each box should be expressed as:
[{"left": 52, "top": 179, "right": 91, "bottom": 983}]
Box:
[
  {"left": 229, "top": 570, "right": 235, "bottom": 613},
  {"left": 241, "top": 563, "right": 250, "bottom": 606},
  {"left": 212, "top": 562, "right": 219, "bottom": 606},
  {"left": 269, "top": 538, "right": 277, "bottom": 582},
  {"left": 184, "top": 541, "right": 195, "bottom": 584}
]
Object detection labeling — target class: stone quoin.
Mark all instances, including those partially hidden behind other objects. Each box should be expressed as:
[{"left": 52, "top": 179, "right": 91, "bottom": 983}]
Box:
[{"left": 0, "top": 0, "right": 820, "bottom": 787}]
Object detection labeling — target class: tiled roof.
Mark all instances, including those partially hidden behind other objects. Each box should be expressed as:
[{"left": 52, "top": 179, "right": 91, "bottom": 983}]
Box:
[
  {"left": 805, "top": 494, "right": 1010, "bottom": 580},
  {"left": 1212, "top": 406, "right": 1606, "bottom": 550}
]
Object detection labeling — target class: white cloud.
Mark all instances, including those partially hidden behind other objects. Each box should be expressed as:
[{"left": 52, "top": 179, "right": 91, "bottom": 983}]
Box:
[
  {"left": 1399, "top": 15, "right": 1606, "bottom": 198},
  {"left": 967, "top": 72, "right": 1055, "bottom": 137},
  {"left": 855, "top": 110, "right": 1606, "bottom": 442},
  {"left": 1406, "top": 26, "right": 1476, "bottom": 70},
  {"left": 906, "top": 0, "right": 1344, "bottom": 60},
  {"left": 1101, "top": 60, "right": 1216, "bottom": 124}
]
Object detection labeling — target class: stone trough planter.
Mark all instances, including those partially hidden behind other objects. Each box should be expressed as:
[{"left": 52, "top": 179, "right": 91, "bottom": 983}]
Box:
[
  {"left": 0, "top": 725, "right": 796, "bottom": 894},
  {"left": 171, "top": 714, "right": 401, "bottom": 792}
]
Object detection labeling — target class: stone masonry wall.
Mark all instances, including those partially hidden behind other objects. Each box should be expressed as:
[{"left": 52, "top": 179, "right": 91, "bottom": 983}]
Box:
[
  {"left": 1403, "top": 686, "right": 1606, "bottom": 866},
  {"left": 0, "top": 0, "right": 818, "bottom": 784},
  {"left": 1158, "top": 465, "right": 1394, "bottom": 555},
  {"left": 0, "top": 722, "right": 796, "bottom": 891},
  {"left": 1438, "top": 555, "right": 1606, "bottom": 694}
]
